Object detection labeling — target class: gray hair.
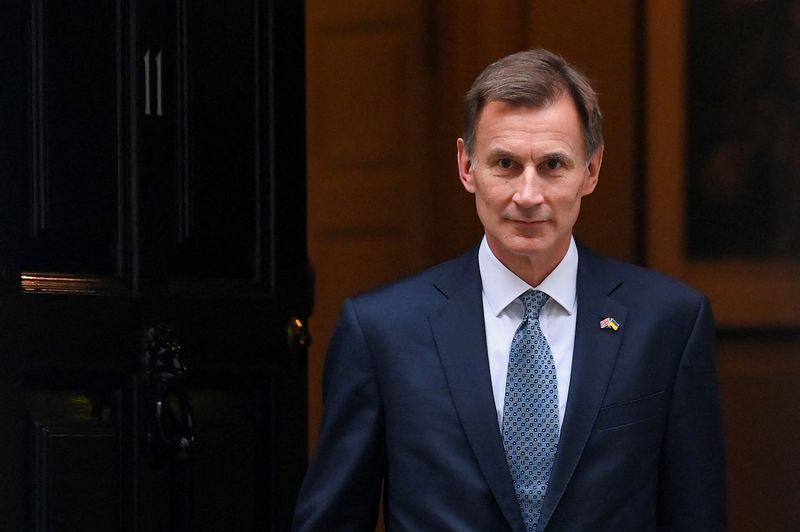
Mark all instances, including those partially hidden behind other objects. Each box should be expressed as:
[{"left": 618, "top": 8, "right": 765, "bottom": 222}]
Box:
[{"left": 463, "top": 49, "right": 603, "bottom": 160}]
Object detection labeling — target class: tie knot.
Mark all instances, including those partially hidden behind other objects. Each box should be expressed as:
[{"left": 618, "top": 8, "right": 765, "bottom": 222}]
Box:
[{"left": 520, "top": 289, "right": 549, "bottom": 320}]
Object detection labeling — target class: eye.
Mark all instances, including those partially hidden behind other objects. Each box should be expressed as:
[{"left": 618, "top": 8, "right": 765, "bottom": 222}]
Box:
[
  {"left": 544, "top": 158, "right": 562, "bottom": 170},
  {"left": 498, "top": 158, "right": 513, "bottom": 169}
]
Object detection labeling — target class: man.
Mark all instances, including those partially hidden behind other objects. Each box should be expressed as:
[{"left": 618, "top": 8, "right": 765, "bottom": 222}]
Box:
[{"left": 294, "top": 49, "right": 726, "bottom": 531}]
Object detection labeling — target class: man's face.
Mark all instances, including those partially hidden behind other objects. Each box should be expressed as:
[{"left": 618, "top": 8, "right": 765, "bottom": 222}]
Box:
[{"left": 457, "top": 95, "right": 602, "bottom": 274}]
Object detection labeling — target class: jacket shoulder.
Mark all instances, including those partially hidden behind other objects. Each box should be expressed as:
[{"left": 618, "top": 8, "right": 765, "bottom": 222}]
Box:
[
  {"left": 356, "top": 248, "right": 475, "bottom": 299},
  {"left": 347, "top": 247, "right": 479, "bottom": 318},
  {"left": 578, "top": 244, "right": 707, "bottom": 307}
]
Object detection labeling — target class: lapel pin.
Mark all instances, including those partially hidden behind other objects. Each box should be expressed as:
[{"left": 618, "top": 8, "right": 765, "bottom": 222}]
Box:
[{"left": 600, "top": 317, "right": 620, "bottom": 331}]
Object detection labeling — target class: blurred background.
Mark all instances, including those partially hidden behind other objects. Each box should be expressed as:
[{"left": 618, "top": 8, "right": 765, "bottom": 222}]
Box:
[{"left": 306, "top": 1, "right": 800, "bottom": 530}]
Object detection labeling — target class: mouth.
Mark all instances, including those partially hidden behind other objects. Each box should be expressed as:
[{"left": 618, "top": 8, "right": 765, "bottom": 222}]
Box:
[{"left": 509, "top": 219, "right": 548, "bottom": 225}]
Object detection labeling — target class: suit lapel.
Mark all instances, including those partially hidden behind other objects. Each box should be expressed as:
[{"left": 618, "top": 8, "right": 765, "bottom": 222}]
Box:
[
  {"left": 429, "top": 250, "right": 524, "bottom": 532},
  {"left": 538, "top": 247, "right": 627, "bottom": 531}
]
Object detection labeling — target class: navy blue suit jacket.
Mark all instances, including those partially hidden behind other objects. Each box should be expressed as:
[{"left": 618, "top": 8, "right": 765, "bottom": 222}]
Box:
[{"left": 294, "top": 244, "right": 726, "bottom": 531}]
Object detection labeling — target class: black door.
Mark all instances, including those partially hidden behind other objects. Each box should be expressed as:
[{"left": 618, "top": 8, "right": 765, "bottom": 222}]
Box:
[{"left": 0, "top": 2, "right": 308, "bottom": 530}]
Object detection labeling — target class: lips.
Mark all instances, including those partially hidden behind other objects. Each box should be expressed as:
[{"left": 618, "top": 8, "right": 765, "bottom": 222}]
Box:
[{"left": 509, "top": 219, "right": 548, "bottom": 224}]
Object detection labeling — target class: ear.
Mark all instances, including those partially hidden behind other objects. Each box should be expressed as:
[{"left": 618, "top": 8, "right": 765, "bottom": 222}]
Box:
[
  {"left": 457, "top": 138, "right": 476, "bottom": 193},
  {"left": 581, "top": 146, "right": 603, "bottom": 196}
]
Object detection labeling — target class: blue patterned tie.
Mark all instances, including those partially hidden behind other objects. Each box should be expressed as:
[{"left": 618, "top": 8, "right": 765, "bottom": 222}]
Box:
[{"left": 502, "top": 289, "right": 559, "bottom": 532}]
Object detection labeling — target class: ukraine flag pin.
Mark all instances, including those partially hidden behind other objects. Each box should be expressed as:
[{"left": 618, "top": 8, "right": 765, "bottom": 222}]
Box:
[{"left": 600, "top": 317, "right": 620, "bottom": 331}]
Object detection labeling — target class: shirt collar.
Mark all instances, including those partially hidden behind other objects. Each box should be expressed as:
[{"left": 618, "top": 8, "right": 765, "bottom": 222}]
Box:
[{"left": 478, "top": 235, "right": 578, "bottom": 317}]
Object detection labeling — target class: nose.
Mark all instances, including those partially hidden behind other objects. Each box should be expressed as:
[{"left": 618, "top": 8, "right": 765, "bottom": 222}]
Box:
[{"left": 512, "top": 169, "right": 544, "bottom": 208}]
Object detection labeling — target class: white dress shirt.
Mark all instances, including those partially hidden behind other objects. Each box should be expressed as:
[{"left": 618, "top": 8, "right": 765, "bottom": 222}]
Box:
[{"left": 478, "top": 235, "right": 578, "bottom": 429}]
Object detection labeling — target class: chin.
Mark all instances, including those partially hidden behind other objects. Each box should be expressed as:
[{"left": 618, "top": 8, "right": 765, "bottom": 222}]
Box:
[{"left": 502, "top": 234, "right": 555, "bottom": 258}]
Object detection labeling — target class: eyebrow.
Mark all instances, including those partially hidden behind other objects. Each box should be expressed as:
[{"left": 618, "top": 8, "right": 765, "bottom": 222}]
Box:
[
  {"left": 543, "top": 152, "right": 571, "bottom": 162},
  {"left": 485, "top": 148, "right": 518, "bottom": 161}
]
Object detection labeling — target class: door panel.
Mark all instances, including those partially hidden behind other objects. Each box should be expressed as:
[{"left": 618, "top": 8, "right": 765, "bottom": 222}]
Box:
[
  {"left": 30, "top": 393, "right": 121, "bottom": 531},
  {"left": 179, "top": 2, "right": 259, "bottom": 281},
  {"left": 28, "top": 0, "right": 121, "bottom": 275}
]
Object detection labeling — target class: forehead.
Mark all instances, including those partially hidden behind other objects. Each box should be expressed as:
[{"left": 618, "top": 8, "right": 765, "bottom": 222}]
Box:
[{"left": 474, "top": 96, "right": 585, "bottom": 155}]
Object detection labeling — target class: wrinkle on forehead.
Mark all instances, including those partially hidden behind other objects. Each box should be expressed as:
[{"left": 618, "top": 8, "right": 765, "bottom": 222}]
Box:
[{"left": 474, "top": 98, "right": 586, "bottom": 164}]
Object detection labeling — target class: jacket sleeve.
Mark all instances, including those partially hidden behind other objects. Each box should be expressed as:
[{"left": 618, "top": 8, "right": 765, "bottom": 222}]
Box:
[
  {"left": 292, "top": 298, "right": 385, "bottom": 531},
  {"left": 657, "top": 296, "right": 727, "bottom": 530}
]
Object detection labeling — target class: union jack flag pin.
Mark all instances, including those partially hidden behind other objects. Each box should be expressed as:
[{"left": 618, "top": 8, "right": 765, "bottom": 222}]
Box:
[{"left": 600, "top": 317, "right": 620, "bottom": 331}]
